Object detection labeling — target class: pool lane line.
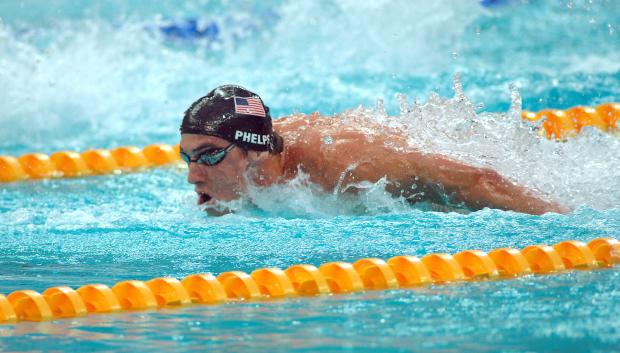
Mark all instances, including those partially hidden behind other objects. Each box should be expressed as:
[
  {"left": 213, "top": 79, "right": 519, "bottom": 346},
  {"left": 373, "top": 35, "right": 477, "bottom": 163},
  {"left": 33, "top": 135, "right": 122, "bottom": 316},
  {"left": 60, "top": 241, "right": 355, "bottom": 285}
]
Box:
[
  {"left": 1, "top": 238, "right": 618, "bottom": 323},
  {"left": 523, "top": 102, "right": 619, "bottom": 140},
  {"left": 1, "top": 102, "right": 618, "bottom": 184},
  {"left": 0, "top": 144, "right": 182, "bottom": 183}
]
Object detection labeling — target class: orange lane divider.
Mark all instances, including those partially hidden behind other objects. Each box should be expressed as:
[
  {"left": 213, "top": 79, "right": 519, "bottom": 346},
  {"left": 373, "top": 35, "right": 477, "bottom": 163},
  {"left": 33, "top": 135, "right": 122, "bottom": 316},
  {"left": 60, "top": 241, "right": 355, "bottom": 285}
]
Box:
[
  {"left": 488, "top": 248, "right": 532, "bottom": 277},
  {"left": 522, "top": 102, "right": 619, "bottom": 140},
  {"left": 0, "top": 144, "right": 182, "bottom": 183},
  {"left": 1, "top": 237, "right": 618, "bottom": 324},
  {"left": 285, "top": 264, "right": 331, "bottom": 295}
]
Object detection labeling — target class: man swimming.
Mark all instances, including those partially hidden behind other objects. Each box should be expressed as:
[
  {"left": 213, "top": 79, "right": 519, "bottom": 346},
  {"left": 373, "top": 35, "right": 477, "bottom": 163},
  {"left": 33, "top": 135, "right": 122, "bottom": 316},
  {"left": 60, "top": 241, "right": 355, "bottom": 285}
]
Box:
[{"left": 179, "top": 85, "right": 568, "bottom": 215}]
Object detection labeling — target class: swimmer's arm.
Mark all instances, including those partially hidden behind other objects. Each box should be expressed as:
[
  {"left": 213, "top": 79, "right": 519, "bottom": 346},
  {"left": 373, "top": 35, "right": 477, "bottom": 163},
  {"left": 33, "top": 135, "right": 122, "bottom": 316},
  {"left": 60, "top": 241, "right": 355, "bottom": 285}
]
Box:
[
  {"left": 407, "top": 153, "right": 569, "bottom": 215},
  {"left": 339, "top": 144, "right": 568, "bottom": 215},
  {"left": 300, "top": 117, "right": 568, "bottom": 215}
]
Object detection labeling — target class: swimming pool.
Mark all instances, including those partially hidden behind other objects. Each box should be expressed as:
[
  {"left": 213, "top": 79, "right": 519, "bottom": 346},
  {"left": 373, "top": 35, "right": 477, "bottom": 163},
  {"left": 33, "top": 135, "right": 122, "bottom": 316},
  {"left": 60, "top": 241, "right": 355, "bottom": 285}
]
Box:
[{"left": 1, "top": 0, "right": 620, "bottom": 352}]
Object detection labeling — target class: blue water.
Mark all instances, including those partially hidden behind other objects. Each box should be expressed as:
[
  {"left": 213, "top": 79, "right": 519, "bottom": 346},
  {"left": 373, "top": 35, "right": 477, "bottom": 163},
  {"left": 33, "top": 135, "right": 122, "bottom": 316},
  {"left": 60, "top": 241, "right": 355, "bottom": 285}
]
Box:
[{"left": 1, "top": 1, "right": 620, "bottom": 352}]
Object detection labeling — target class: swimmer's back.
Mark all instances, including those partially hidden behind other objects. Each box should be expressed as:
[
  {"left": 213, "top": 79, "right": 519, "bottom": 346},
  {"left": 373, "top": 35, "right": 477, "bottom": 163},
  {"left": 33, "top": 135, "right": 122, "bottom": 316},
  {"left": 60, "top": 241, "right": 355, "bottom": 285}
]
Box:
[{"left": 274, "top": 112, "right": 416, "bottom": 192}]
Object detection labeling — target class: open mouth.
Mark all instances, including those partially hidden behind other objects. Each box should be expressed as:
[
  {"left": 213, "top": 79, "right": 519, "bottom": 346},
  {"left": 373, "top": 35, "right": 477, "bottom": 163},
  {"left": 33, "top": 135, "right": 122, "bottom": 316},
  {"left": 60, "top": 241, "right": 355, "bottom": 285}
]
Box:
[{"left": 197, "top": 192, "right": 212, "bottom": 205}]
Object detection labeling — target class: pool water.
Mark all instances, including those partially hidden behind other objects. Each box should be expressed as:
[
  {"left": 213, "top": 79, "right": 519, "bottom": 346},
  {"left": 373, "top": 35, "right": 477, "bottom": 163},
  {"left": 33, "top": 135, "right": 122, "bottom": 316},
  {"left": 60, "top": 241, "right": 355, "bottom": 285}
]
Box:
[{"left": 1, "top": 1, "right": 620, "bottom": 352}]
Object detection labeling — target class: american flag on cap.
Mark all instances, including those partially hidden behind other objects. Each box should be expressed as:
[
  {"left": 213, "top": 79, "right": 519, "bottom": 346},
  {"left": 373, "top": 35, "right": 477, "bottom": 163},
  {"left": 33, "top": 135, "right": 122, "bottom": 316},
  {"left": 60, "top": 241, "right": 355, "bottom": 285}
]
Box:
[{"left": 234, "top": 96, "right": 266, "bottom": 117}]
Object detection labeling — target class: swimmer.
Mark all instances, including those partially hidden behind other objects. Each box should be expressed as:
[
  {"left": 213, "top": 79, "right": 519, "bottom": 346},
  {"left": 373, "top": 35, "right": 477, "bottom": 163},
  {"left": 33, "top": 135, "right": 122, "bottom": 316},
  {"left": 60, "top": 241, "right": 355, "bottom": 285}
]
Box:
[{"left": 179, "top": 85, "right": 568, "bottom": 215}]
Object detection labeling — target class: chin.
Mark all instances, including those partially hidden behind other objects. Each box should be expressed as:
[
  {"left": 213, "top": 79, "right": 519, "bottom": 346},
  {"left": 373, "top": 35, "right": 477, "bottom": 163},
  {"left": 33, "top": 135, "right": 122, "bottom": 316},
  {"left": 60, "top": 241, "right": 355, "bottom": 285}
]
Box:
[{"left": 204, "top": 207, "right": 231, "bottom": 217}]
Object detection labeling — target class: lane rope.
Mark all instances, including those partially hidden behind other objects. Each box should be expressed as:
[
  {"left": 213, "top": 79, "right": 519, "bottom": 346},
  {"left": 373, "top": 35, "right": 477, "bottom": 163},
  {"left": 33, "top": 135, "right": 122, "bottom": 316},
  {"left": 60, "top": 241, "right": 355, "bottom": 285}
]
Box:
[
  {"left": 1, "top": 237, "right": 618, "bottom": 323},
  {"left": 522, "top": 102, "right": 619, "bottom": 140},
  {"left": 0, "top": 144, "right": 182, "bottom": 183}
]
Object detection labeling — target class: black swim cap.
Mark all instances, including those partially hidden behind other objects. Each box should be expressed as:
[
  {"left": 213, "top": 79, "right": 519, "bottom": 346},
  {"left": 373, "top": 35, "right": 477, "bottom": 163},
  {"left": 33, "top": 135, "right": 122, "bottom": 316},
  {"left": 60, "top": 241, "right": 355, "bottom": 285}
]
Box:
[{"left": 180, "top": 85, "right": 283, "bottom": 153}]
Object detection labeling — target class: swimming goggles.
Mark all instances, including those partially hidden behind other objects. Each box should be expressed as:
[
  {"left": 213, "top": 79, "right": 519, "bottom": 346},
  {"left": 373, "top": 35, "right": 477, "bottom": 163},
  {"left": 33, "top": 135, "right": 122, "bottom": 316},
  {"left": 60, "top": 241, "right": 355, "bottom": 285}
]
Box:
[{"left": 180, "top": 143, "right": 236, "bottom": 166}]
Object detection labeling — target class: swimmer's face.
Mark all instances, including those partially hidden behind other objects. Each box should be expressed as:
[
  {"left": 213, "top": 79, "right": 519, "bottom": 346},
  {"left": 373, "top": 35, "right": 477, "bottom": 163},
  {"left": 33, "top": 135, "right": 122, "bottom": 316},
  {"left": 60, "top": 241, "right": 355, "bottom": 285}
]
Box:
[{"left": 180, "top": 134, "right": 250, "bottom": 205}]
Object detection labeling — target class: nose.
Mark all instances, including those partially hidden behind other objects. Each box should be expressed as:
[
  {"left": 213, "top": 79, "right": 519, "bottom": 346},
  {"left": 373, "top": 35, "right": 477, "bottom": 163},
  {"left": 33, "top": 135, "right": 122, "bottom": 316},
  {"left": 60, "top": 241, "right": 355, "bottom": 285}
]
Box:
[{"left": 187, "top": 162, "right": 205, "bottom": 185}]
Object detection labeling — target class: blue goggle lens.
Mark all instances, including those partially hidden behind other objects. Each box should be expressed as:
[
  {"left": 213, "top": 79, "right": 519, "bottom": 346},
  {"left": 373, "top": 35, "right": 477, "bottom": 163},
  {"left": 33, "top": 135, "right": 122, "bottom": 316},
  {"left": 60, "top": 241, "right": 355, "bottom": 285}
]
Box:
[{"left": 180, "top": 144, "right": 234, "bottom": 167}]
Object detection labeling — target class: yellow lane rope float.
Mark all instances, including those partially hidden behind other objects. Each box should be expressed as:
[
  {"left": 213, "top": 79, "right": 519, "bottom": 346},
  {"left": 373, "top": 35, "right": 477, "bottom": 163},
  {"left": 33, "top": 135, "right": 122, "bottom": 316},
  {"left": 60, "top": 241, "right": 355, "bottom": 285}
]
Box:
[
  {"left": 0, "top": 103, "right": 618, "bottom": 183},
  {"left": 1, "top": 238, "right": 618, "bottom": 323},
  {"left": 522, "top": 102, "right": 619, "bottom": 140},
  {"left": 0, "top": 144, "right": 182, "bottom": 183}
]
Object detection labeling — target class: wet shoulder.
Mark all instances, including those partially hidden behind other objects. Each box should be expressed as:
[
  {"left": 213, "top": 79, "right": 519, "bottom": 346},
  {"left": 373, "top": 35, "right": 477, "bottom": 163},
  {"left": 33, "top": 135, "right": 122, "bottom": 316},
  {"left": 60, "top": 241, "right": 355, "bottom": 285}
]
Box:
[
  {"left": 274, "top": 113, "right": 386, "bottom": 189},
  {"left": 274, "top": 114, "right": 330, "bottom": 177}
]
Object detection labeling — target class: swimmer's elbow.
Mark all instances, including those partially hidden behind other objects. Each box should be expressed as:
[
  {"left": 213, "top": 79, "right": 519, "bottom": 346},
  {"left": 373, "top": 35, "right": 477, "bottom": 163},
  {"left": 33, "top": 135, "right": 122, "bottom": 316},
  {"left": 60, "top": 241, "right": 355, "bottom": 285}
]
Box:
[
  {"left": 477, "top": 169, "right": 504, "bottom": 187},
  {"left": 462, "top": 168, "right": 505, "bottom": 194}
]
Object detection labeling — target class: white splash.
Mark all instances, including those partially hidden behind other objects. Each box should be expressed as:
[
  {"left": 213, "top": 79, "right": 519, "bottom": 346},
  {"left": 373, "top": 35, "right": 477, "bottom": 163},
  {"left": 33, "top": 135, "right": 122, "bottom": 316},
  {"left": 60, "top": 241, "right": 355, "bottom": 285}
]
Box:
[{"left": 347, "top": 75, "right": 620, "bottom": 210}]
